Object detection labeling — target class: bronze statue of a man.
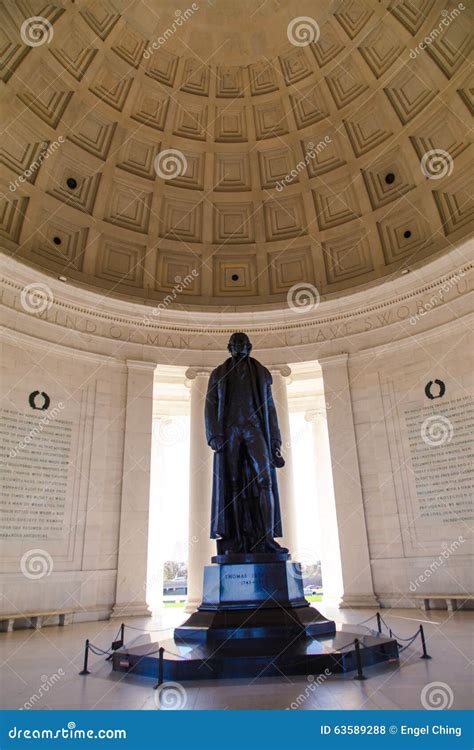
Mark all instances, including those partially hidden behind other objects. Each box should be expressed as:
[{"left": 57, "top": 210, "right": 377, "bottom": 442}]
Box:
[{"left": 205, "top": 332, "right": 288, "bottom": 555}]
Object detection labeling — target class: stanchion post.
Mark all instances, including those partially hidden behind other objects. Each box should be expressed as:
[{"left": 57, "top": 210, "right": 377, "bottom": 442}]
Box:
[
  {"left": 108, "top": 622, "right": 126, "bottom": 661},
  {"left": 419, "top": 625, "right": 432, "bottom": 659},
  {"left": 79, "top": 639, "right": 91, "bottom": 675},
  {"left": 376, "top": 612, "right": 382, "bottom": 635},
  {"left": 353, "top": 638, "right": 367, "bottom": 681},
  {"left": 159, "top": 646, "right": 164, "bottom": 685},
  {"left": 153, "top": 646, "right": 165, "bottom": 689}
]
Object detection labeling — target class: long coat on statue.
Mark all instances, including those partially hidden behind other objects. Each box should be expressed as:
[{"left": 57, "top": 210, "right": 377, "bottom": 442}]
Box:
[{"left": 205, "top": 357, "right": 283, "bottom": 541}]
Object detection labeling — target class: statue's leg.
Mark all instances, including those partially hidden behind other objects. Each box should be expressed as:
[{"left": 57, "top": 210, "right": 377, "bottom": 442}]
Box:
[
  {"left": 243, "top": 424, "right": 288, "bottom": 553},
  {"left": 226, "top": 426, "right": 244, "bottom": 552}
]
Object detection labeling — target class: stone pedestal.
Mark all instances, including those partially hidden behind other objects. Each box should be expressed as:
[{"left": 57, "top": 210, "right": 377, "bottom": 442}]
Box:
[
  {"left": 175, "top": 554, "right": 335, "bottom": 644},
  {"left": 113, "top": 554, "right": 398, "bottom": 680}
]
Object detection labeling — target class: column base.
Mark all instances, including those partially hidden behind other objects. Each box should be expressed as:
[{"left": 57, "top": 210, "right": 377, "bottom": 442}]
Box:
[
  {"left": 184, "top": 598, "right": 200, "bottom": 614},
  {"left": 339, "top": 594, "right": 380, "bottom": 609},
  {"left": 110, "top": 602, "right": 152, "bottom": 618}
]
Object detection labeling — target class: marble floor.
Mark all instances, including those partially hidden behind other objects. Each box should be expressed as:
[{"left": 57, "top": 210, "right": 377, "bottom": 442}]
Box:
[{"left": 0, "top": 604, "right": 472, "bottom": 711}]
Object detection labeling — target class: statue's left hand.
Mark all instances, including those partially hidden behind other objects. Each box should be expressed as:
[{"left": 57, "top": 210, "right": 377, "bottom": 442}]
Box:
[
  {"left": 271, "top": 441, "right": 285, "bottom": 469},
  {"left": 210, "top": 436, "right": 225, "bottom": 452}
]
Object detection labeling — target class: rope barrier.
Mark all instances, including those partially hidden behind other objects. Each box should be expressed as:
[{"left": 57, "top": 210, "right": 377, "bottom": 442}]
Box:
[
  {"left": 88, "top": 642, "right": 112, "bottom": 657},
  {"left": 120, "top": 623, "right": 176, "bottom": 633},
  {"left": 78, "top": 610, "right": 431, "bottom": 678},
  {"left": 377, "top": 613, "right": 414, "bottom": 641},
  {"left": 398, "top": 633, "right": 421, "bottom": 652}
]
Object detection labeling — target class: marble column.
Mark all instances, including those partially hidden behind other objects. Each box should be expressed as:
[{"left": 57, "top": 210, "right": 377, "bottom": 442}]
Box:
[
  {"left": 111, "top": 360, "right": 156, "bottom": 618},
  {"left": 317, "top": 354, "right": 378, "bottom": 608},
  {"left": 305, "top": 404, "right": 344, "bottom": 605},
  {"left": 145, "top": 414, "right": 168, "bottom": 613},
  {"left": 185, "top": 368, "right": 214, "bottom": 612},
  {"left": 270, "top": 366, "right": 298, "bottom": 555}
]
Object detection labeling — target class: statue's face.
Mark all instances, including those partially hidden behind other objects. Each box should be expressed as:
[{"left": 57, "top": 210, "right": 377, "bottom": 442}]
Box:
[{"left": 228, "top": 333, "right": 251, "bottom": 359}]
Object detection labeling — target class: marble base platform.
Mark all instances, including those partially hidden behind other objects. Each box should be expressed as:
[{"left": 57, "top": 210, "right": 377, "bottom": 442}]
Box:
[
  {"left": 112, "top": 625, "right": 399, "bottom": 680},
  {"left": 112, "top": 556, "right": 398, "bottom": 681}
]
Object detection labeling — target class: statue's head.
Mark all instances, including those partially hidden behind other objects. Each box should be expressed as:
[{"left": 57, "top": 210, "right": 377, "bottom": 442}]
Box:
[{"left": 228, "top": 332, "right": 252, "bottom": 359}]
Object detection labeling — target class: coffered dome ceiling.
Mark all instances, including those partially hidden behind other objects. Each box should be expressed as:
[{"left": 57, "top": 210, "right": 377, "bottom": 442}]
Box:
[{"left": 0, "top": 0, "right": 472, "bottom": 310}]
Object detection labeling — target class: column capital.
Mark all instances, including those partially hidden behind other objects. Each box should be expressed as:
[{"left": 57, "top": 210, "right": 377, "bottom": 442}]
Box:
[
  {"left": 185, "top": 366, "right": 213, "bottom": 381},
  {"left": 305, "top": 408, "right": 327, "bottom": 422},
  {"left": 269, "top": 364, "right": 291, "bottom": 379},
  {"left": 318, "top": 353, "right": 349, "bottom": 369},
  {"left": 126, "top": 359, "right": 157, "bottom": 373}
]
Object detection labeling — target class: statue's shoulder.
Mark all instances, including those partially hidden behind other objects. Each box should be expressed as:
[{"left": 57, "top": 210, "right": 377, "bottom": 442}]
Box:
[
  {"left": 210, "top": 359, "right": 231, "bottom": 380},
  {"left": 249, "top": 357, "right": 271, "bottom": 381}
]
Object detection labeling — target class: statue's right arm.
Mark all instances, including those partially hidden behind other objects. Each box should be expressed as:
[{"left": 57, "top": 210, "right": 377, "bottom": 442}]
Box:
[{"left": 205, "top": 370, "right": 223, "bottom": 449}]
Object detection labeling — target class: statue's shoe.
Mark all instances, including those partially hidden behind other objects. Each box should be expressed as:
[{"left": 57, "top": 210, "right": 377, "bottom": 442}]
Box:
[{"left": 264, "top": 538, "right": 288, "bottom": 554}]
